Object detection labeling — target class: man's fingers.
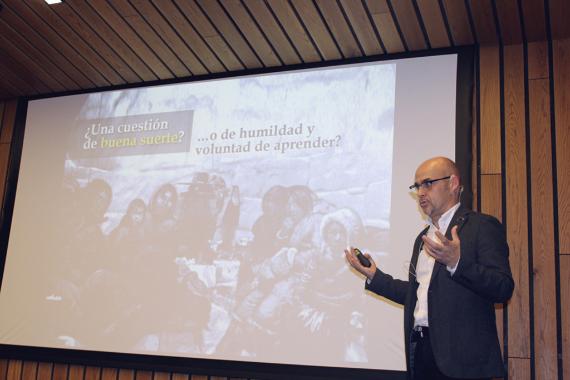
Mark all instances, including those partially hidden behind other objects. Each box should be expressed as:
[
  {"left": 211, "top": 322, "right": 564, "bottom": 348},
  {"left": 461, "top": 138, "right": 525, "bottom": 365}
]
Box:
[
  {"left": 451, "top": 225, "right": 460, "bottom": 241},
  {"left": 422, "top": 235, "right": 442, "bottom": 250},
  {"left": 434, "top": 230, "right": 450, "bottom": 245}
]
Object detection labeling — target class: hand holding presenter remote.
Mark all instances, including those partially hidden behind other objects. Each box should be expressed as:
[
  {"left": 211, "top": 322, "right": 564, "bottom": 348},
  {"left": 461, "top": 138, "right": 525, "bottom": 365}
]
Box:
[{"left": 344, "top": 246, "right": 376, "bottom": 281}]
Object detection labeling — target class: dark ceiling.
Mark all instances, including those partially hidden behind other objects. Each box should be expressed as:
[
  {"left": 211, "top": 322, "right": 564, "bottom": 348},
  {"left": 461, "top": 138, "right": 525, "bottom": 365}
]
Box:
[{"left": 0, "top": 0, "right": 568, "bottom": 101}]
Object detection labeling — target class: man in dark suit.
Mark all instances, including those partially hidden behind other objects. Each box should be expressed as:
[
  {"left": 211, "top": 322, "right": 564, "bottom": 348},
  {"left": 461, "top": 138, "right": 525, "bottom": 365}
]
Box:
[{"left": 345, "top": 157, "right": 514, "bottom": 380}]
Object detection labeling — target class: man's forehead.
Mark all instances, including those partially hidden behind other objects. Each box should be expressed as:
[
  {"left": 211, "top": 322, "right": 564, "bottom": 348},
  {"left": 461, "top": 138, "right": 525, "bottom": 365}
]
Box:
[{"left": 415, "top": 161, "right": 446, "bottom": 181}]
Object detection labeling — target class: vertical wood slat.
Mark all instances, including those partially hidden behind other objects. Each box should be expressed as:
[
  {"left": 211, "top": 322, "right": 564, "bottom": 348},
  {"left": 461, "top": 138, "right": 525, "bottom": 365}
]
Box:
[
  {"left": 84, "top": 366, "right": 101, "bottom": 380},
  {"left": 528, "top": 42, "right": 549, "bottom": 80},
  {"left": 171, "top": 373, "right": 188, "bottom": 380},
  {"left": 528, "top": 42, "right": 558, "bottom": 379},
  {"left": 36, "top": 363, "right": 53, "bottom": 380},
  {"left": 553, "top": 38, "right": 570, "bottom": 254},
  {"left": 6, "top": 360, "right": 22, "bottom": 380},
  {"left": 0, "top": 101, "right": 5, "bottom": 139},
  {"left": 479, "top": 174, "right": 504, "bottom": 358},
  {"left": 0, "top": 359, "right": 8, "bottom": 380},
  {"left": 503, "top": 43, "right": 531, "bottom": 358},
  {"left": 561, "top": 255, "right": 570, "bottom": 380},
  {"left": 509, "top": 357, "right": 532, "bottom": 379},
  {"left": 52, "top": 363, "right": 68, "bottom": 380},
  {"left": 118, "top": 368, "right": 135, "bottom": 380},
  {"left": 101, "top": 367, "right": 118, "bottom": 380},
  {"left": 68, "top": 365, "right": 84, "bottom": 380},
  {"left": 22, "top": 362, "right": 38, "bottom": 380},
  {"left": 0, "top": 99, "right": 17, "bottom": 145},
  {"left": 135, "top": 370, "right": 152, "bottom": 380},
  {"left": 153, "top": 372, "right": 170, "bottom": 380},
  {"left": 479, "top": 45, "right": 502, "bottom": 174}
]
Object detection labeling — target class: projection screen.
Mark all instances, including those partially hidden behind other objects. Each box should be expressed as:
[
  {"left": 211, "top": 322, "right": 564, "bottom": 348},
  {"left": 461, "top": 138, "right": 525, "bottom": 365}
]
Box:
[{"left": 0, "top": 52, "right": 466, "bottom": 377}]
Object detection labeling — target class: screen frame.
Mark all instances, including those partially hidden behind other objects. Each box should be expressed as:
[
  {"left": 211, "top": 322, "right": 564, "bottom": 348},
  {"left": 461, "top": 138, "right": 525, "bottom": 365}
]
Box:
[{"left": 0, "top": 46, "right": 474, "bottom": 380}]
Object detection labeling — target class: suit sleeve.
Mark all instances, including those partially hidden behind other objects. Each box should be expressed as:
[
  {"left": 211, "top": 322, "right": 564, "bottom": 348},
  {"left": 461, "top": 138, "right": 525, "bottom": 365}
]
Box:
[
  {"left": 451, "top": 215, "right": 514, "bottom": 303},
  {"left": 364, "top": 269, "right": 409, "bottom": 305}
]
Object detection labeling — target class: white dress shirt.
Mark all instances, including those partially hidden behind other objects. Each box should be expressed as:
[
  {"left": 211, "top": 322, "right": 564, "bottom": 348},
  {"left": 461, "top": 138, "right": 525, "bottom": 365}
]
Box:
[{"left": 413, "top": 203, "right": 461, "bottom": 328}]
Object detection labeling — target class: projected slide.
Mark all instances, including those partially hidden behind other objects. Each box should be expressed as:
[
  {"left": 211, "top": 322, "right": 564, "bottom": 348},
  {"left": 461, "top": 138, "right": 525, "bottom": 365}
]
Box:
[{"left": 1, "top": 54, "right": 458, "bottom": 373}]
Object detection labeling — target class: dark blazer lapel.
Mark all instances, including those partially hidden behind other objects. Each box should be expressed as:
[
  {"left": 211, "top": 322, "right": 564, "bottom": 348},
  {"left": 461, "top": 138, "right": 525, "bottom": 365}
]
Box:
[{"left": 429, "top": 205, "right": 471, "bottom": 282}]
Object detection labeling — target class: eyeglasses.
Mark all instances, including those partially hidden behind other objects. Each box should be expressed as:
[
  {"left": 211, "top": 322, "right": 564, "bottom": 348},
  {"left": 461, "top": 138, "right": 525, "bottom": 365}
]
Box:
[{"left": 409, "top": 176, "right": 451, "bottom": 192}]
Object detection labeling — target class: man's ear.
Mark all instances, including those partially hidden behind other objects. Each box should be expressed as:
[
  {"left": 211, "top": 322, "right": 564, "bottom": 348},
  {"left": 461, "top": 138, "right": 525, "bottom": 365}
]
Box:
[{"left": 449, "top": 174, "right": 461, "bottom": 193}]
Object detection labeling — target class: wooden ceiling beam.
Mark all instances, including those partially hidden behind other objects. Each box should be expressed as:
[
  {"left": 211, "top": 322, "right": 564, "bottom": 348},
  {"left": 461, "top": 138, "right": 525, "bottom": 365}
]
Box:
[{"left": 219, "top": 0, "right": 282, "bottom": 67}]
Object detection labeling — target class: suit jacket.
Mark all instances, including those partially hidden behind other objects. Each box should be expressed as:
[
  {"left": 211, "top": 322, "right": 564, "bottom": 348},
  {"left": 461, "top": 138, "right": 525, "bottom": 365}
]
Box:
[{"left": 366, "top": 205, "right": 514, "bottom": 378}]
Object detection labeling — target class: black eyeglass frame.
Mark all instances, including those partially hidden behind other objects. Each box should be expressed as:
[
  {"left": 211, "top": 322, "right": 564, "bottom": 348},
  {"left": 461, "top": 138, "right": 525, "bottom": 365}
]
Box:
[{"left": 409, "top": 175, "right": 452, "bottom": 191}]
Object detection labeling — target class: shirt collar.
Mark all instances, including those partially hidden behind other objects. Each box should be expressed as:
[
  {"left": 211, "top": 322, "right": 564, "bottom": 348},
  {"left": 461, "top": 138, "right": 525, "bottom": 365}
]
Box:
[{"left": 428, "top": 202, "right": 461, "bottom": 233}]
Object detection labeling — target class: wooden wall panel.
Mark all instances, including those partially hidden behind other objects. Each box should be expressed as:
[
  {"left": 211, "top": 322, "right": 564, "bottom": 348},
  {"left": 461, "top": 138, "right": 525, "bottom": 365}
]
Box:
[
  {"left": 37, "top": 362, "right": 53, "bottom": 380},
  {"left": 529, "top": 72, "right": 558, "bottom": 379},
  {"left": 479, "top": 45, "right": 502, "bottom": 174},
  {"left": 553, "top": 38, "right": 570, "bottom": 254},
  {"left": 101, "top": 367, "right": 118, "bottom": 380},
  {"left": 84, "top": 366, "right": 101, "bottom": 380},
  {"left": 118, "top": 368, "right": 135, "bottom": 380},
  {"left": 171, "top": 373, "right": 188, "bottom": 380},
  {"left": 561, "top": 255, "right": 570, "bottom": 379},
  {"left": 480, "top": 174, "right": 502, "bottom": 221},
  {"left": 479, "top": 174, "right": 504, "bottom": 356},
  {"left": 68, "top": 365, "right": 84, "bottom": 380},
  {"left": 509, "top": 357, "right": 531, "bottom": 379},
  {"left": 22, "top": 362, "right": 38, "bottom": 380},
  {"left": 6, "top": 360, "right": 22, "bottom": 380},
  {"left": 153, "top": 372, "right": 170, "bottom": 380},
  {"left": 0, "top": 359, "right": 8, "bottom": 380},
  {"left": 52, "top": 363, "right": 68, "bottom": 380},
  {"left": 135, "top": 370, "right": 152, "bottom": 380},
  {"left": 0, "top": 99, "right": 16, "bottom": 144},
  {"left": 2, "top": 38, "right": 570, "bottom": 380},
  {"left": 503, "top": 43, "right": 530, "bottom": 358}
]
